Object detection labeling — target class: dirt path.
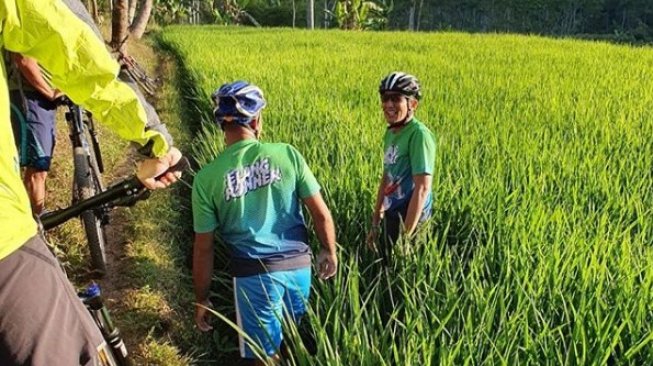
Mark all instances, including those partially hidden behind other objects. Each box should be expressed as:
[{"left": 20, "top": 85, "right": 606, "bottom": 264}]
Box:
[
  {"left": 97, "top": 158, "right": 134, "bottom": 310},
  {"left": 96, "top": 50, "right": 168, "bottom": 353},
  {"left": 94, "top": 43, "right": 192, "bottom": 361},
  {"left": 42, "top": 34, "right": 197, "bottom": 364}
]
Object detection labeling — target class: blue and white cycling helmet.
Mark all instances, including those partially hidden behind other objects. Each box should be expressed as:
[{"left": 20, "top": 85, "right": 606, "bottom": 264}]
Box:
[
  {"left": 212, "top": 81, "right": 267, "bottom": 127},
  {"left": 379, "top": 72, "right": 422, "bottom": 100}
]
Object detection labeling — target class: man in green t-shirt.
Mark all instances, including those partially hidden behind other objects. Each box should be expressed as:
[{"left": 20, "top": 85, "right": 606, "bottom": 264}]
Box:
[
  {"left": 366, "top": 72, "right": 436, "bottom": 260},
  {"left": 192, "top": 81, "right": 338, "bottom": 365}
]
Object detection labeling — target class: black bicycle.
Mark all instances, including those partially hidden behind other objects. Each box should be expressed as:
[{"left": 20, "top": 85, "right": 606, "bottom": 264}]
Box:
[
  {"left": 110, "top": 35, "right": 160, "bottom": 98},
  {"left": 40, "top": 157, "right": 188, "bottom": 366},
  {"left": 59, "top": 96, "right": 110, "bottom": 276},
  {"left": 117, "top": 51, "right": 160, "bottom": 98}
]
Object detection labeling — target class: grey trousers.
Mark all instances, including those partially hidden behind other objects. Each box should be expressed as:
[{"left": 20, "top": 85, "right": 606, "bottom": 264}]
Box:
[{"left": 0, "top": 234, "right": 107, "bottom": 366}]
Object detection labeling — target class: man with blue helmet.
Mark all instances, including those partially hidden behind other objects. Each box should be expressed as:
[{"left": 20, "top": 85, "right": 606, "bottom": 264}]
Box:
[
  {"left": 366, "top": 72, "right": 436, "bottom": 261},
  {"left": 192, "top": 81, "right": 338, "bottom": 365}
]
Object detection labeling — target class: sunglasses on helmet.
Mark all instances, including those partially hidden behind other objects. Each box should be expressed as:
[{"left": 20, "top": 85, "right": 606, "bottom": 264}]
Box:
[{"left": 380, "top": 93, "right": 407, "bottom": 103}]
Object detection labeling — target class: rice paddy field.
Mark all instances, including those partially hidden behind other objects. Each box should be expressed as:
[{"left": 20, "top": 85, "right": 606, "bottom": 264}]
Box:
[{"left": 158, "top": 27, "right": 653, "bottom": 365}]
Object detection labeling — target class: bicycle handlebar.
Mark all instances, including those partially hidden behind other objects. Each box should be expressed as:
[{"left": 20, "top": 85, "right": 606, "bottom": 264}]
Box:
[{"left": 40, "top": 157, "right": 190, "bottom": 230}]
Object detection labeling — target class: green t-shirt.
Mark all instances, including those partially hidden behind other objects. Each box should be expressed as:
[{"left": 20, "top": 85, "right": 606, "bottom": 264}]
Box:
[
  {"left": 382, "top": 117, "right": 436, "bottom": 214},
  {"left": 192, "top": 139, "right": 320, "bottom": 276}
]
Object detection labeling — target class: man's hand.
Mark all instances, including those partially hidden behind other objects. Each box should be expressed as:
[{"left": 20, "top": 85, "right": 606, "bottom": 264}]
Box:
[
  {"left": 49, "top": 89, "right": 64, "bottom": 102},
  {"left": 136, "top": 147, "right": 183, "bottom": 189},
  {"left": 317, "top": 249, "right": 337, "bottom": 280},
  {"left": 366, "top": 226, "right": 380, "bottom": 253},
  {"left": 194, "top": 298, "right": 214, "bottom": 332}
]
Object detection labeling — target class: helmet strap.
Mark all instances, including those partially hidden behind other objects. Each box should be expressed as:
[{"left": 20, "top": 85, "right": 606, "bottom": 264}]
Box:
[
  {"left": 249, "top": 115, "right": 261, "bottom": 139},
  {"left": 387, "top": 116, "right": 411, "bottom": 129}
]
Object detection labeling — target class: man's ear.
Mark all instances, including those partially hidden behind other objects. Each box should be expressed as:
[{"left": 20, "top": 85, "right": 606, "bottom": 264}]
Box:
[
  {"left": 249, "top": 114, "right": 263, "bottom": 138},
  {"left": 409, "top": 98, "right": 419, "bottom": 110}
]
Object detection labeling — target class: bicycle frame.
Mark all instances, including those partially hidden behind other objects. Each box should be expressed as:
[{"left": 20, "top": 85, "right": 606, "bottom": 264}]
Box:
[
  {"left": 60, "top": 97, "right": 111, "bottom": 274},
  {"left": 79, "top": 283, "right": 130, "bottom": 366},
  {"left": 41, "top": 176, "right": 144, "bottom": 230},
  {"left": 41, "top": 157, "right": 189, "bottom": 230},
  {"left": 64, "top": 100, "right": 105, "bottom": 173},
  {"left": 116, "top": 51, "right": 159, "bottom": 97}
]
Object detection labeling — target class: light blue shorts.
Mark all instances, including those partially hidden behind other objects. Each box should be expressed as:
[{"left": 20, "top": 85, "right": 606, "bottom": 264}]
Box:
[{"left": 233, "top": 267, "right": 311, "bottom": 359}]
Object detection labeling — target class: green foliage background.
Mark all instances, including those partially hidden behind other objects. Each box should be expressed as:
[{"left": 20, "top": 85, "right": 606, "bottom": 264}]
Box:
[{"left": 153, "top": 0, "right": 653, "bottom": 42}]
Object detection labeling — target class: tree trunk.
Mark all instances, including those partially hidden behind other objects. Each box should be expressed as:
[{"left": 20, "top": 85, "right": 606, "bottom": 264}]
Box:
[
  {"left": 86, "top": 0, "right": 100, "bottom": 24},
  {"left": 111, "top": 0, "right": 129, "bottom": 52},
  {"left": 128, "top": 0, "right": 138, "bottom": 24},
  {"left": 408, "top": 0, "right": 416, "bottom": 30},
  {"left": 129, "top": 0, "right": 153, "bottom": 39},
  {"left": 193, "top": 0, "right": 200, "bottom": 24},
  {"left": 416, "top": 0, "right": 424, "bottom": 30},
  {"left": 292, "top": 0, "right": 296, "bottom": 28},
  {"left": 307, "top": 0, "right": 314, "bottom": 29}
]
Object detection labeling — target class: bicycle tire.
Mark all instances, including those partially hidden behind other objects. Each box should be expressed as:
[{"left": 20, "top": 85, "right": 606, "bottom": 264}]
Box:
[{"left": 73, "top": 146, "right": 108, "bottom": 276}]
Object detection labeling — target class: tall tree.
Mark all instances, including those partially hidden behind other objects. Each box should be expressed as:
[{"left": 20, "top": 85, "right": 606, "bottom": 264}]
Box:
[
  {"left": 308, "top": 0, "right": 315, "bottom": 28},
  {"left": 407, "top": 0, "right": 415, "bottom": 30},
  {"left": 416, "top": 0, "right": 423, "bottom": 30},
  {"left": 129, "top": 0, "right": 154, "bottom": 39},
  {"left": 86, "top": 0, "right": 100, "bottom": 23},
  {"left": 324, "top": 0, "right": 330, "bottom": 28},
  {"left": 128, "top": 0, "right": 137, "bottom": 23},
  {"left": 111, "top": 0, "right": 129, "bottom": 53}
]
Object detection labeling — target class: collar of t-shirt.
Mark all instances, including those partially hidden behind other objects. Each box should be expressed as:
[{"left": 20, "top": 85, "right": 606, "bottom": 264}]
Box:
[
  {"left": 389, "top": 117, "right": 417, "bottom": 134},
  {"left": 224, "top": 138, "right": 258, "bottom": 153}
]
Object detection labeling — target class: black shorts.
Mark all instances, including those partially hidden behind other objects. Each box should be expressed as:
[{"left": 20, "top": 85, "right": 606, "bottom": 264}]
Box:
[{"left": 381, "top": 200, "right": 431, "bottom": 261}]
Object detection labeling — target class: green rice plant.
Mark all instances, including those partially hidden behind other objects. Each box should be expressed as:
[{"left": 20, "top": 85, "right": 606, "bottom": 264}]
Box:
[{"left": 158, "top": 27, "right": 653, "bottom": 365}]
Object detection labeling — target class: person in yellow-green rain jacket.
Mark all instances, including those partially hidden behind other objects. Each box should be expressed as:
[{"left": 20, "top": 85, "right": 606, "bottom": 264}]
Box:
[
  {"left": 0, "top": 0, "right": 183, "bottom": 364},
  {"left": 6, "top": 0, "right": 168, "bottom": 216}
]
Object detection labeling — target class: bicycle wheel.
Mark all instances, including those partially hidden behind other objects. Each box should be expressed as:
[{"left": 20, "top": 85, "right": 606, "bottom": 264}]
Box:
[{"left": 73, "top": 145, "right": 108, "bottom": 276}]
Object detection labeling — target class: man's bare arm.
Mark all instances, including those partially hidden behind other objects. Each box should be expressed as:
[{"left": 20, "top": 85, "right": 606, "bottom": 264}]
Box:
[
  {"left": 403, "top": 174, "right": 432, "bottom": 236},
  {"left": 11, "top": 53, "right": 60, "bottom": 101}
]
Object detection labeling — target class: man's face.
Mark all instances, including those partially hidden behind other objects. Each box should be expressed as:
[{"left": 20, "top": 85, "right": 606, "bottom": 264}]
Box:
[{"left": 381, "top": 92, "right": 413, "bottom": 124}]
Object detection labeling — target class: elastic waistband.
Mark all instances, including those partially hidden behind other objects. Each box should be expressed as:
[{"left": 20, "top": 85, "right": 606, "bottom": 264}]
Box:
[{"left": 230, "top": 254, "right": 312, "bottom": 277}]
